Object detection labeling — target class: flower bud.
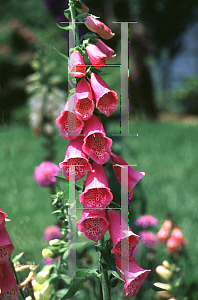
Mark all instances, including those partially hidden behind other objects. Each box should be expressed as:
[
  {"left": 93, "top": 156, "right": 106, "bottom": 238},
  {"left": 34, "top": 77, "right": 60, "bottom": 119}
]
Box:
[
  {"left": 162, "top": 220, "right": 172, "bottom": 230},
  {"left": 32, "top": 279, "right": 46, "bottom": 292},
  {"left": 49, "top": 239, "right": 64, "bottom": 250},
  {"left": 40, "top": 281, "right": 54, "bottom": 300},
  {"left": 154, "top": 282, "right": 173, "bottom": 298},
  {"left": 157, "top": 227, "right": 170, "bottom": 243},
  {"left": 156, "top": 265, "right": 172, "bottom": 280},
  {"left": 35, "top": 266, "right": 52, "bottom": 284},
  {"left": 162, "top": 260, "right": 170, "bottom": 269},
  {"left": 42, "top": 248, "right": 54, "bottom": 258},
  {"left": 76, "top": 1, "right": 89, "bottom": 13}
]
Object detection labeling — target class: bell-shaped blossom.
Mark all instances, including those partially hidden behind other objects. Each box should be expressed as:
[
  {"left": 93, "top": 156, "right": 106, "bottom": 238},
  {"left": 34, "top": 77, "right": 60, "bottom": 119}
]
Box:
[
  {"left": 77, "top": 209, "right": 109, "bottom": 242},
  {"left": 139, "top": 230, "right": 158, "bottom": 249},
  {"left": 107, "top": 210, "right": 139, "bottom": 260},
  {"left": 59, "top": 136, "right": 92, "bottom": 181},
  {"left": 76, "top": 78, "right": 95, "bottom": 120},
  {"left": 82, "top": 114, "right": 112, "bottom": 164},
  {"left": 166, "top": 229, "right": 187, "bottom": 253},
  {"left": 68, "top": 50, "right": 86, "bottom": 78},
  {"left": 0, "top": 285, "right": 19, "bottom": 300},
  {"left": 95, "top": 39, "right": 115, "bottom": 61},
  {"left": 85, "top": 16, "right": 115, "bottom": 40},
  {"left": 34, "top": 161, "right": 59, "bottom": 188},
  {"left": 115, "top": 254, "right": 150, "bottom": 297},
  {"left": 0, "top": 261, "right": 18, "bottom": 294},
  {"left": 86, "top": 43, "right": 107, "bottom": 69},
  {"left": 135, "top": 214, "right": 158, "bottom": 228},
  {"left": 0, "top": 227, "right": 14, "bottom": 263},
  {"left": 79, "top": 163, "right": 113, "bottom": 212},
  {"left": 110, "top": 152, "right": 145, "bottom": 200},
  {"left": 56, "top": 94, "right": 84, "bottom": 140},
  {"left": 0, "top": 209, "right": 8, "bottom": 230},
  {"left": 90, "top": 73, "right": 119, "bottom": 117}
]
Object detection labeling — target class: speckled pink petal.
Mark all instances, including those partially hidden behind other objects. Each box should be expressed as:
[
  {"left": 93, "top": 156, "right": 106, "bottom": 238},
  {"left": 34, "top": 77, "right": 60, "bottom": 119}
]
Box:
[
  {"left": 115, "top": 254, "right": 150, "bottom": 297},
  {"left": 0, "top": 228, "right": 14, "bottom": 263},
  {"left": 90, "top": 73, "right": 119, "bottom": 116},
  {"left": 56, "top": 94, "right": 84, "bottom": 140},
  {"left": 107, "top": 210, "right": 139, "bottom": 260},
  {"left": 59, "top": 136, "right": 92, "bottom": 181},
  {"left": 82, "top": 115, "right": 112, "bottom": 164},
  {"left": 76, "top": 78, "right": 95, "bottom": 120},
  {"left": 79, "top": 163, "right": 113, "bottom": 212},
  {"left": 0, "top": 261, "right": 17, "bottom": 294},
  {"left": 86, "top": 44, "right": 107, "bottom": 69},
  {"left": 95, "top": 39, "right": 115, "bottom": 61},
  {"left": 77, "top": 210, "right": 109, "bottom": 242}
]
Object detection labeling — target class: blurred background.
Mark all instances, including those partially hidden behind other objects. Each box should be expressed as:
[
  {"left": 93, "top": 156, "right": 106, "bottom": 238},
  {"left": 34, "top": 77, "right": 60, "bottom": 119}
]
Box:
[{"left": 0, "top": 0, "right": 198, "bottom": 299}]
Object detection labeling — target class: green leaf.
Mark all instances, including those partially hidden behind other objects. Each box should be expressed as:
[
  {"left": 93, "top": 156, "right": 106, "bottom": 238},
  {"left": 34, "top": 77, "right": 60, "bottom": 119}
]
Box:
[
  {"left": 83, "top": 32, "right": 98, "bottom": 40},
  {"left": 95, "top": 245, "right": 117, "bottom": 272},
  {"left": 76, "top": 12, "right": 87, "bottom": 22},
  {"left": 88, "top": 38, "right": 98, "bottom": 45},
  {"left": 60, "top": 269, "right": 88, "bottom": 300},
  {"left": 12, "top": 252, "right": 24, "bottom": 263},
  {"left": 53, "top": 47, "right": 68, "bottom": 60},
  {"left": 64, "top": 8, "right": 70, "bottom": 19},
  {"left": 143, "top": 280, "right": 167, "bottom": 291},
  {"left": 56, "top": 288, "right": 68, "bottom": 298},
  {"left": 110, "top": 277, "right": 119, "bottom": 287},
  {"left": 56, "top": 22, "right": 72, "bottom": 31}
]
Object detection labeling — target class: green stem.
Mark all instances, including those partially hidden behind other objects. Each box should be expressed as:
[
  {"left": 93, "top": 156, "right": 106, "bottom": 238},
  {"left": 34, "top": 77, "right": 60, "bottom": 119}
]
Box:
[
  {"left": 8, "top": 258, "right": 26, "bottom": 300},
  {"left": 69, "top": 0, "right": 80, "bottom": 47},
  {"left": 98, "top": 237, "right": 111, "bottom": 300}
]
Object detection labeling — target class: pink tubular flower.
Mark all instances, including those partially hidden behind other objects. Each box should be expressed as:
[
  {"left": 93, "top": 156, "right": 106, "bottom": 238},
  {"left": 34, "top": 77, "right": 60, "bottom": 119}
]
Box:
[
  {"left": 139, "top": 231, "right": 158, "bottom": 249},
  {"left": 76, "top": 78, "right": 95, "bottom": 120},
  {"left": 77, "top": 209, "right": 109, "bottom": 242},
  {"left": 171, "top": 228, "right": 183, "bottom": 240},
  {"left": 59, "top": 136, "right": 92, "bottom": 181},
  {"left": 166, "top": 228, "right": 187, "bottom": 253},
  {"left": 0, "top": 228, "right": 14, "bottom": 263},
  {"left": 79, "top": 163, "right": 113, "bottom": 212},
  {"left": 85, "top": 16, "right": 115, "bottom": 40},
  {"left": 135, "top": 214, "right": 158, "bottom": 228},
  {"left": 95, "top": 39, "right": 115, "bottom": 61},
  {"left": 110, "top": 152, "right": 145, "bottom": 200},
  {"left": 107, "top": 210, "right": 139, "bottom": 260},
  {"left": 0, "top": 209, "right": 8, "bottom": 230},
  {"left": 34, "top": 161, "right": 59, "bottom": 187},
  {"left": 115, "top": 254, "right": 150, "bottom": 297},
  {"left": 86, "top": 43, "right": 107, "bottom": 69},
  {"left": 56, "top": 94, "right": 84, "bottom": 140},
  {"left": 82, "top": 114, "right": 112, "bottom": 164},
  {"left": 90, "top": 73, "right": 119, "bottom": 117},
  {"left": 0, "top": 261, "right": 18, "bottom": 294},
  {"left": 43, "top": 225, "right": 62, "bottom": 241},
  {"left": 68, "top": 50, "right": 86, "bottom": 77}
]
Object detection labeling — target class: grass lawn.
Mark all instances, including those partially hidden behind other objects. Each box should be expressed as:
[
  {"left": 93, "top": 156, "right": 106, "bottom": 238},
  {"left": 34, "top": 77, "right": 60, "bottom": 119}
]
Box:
[{"left": 1, "top": 119, "right": 198, "bottom": 297}]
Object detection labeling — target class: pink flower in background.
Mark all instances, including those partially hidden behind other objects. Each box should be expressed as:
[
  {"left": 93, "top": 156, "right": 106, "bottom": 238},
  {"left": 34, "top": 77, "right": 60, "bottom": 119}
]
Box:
[
  {"left": 79, "top": 163, "right": 113, "bottom": 212},
  {"left": 90, "top": 73, "right": 119, "bottom": 117},
  {"left": 135, "top": 214, "right": 158, "bottom": 228},
  {"left": 86, "top": 43, "right": 107, "bottom": 69},
  {"left": 68, "top": 50, "right": 86, "bottom": 77},
  {"left": 76, "top": 78, "right": 95, "bottom": 120},
  {"left": 115, "top": 254, "right": 150, "bottom": 297},
  {"left": 77, "top": 210, "right": 109, "bottom": 242},
  {"left": 110, "top": 152, "right": 145, "bottom": 200},
  {"left": 157, "top": 227, "right": 170, "bottom": 243},
  {"left": 166, "top": 227, "right": 187, "bottom": 253},
  {"left": 56, "top": 94, "right": 84, "bottom": 140},
  {"left": 107, "top": 210, "right": 139, "bottom": 260},
  {"left": 0, "top": 209, "right": 8, "bottom": 230},
  {"left": 139, "top": 230, "right": 158, "bottom": 248},
  {"left": 82, "top": 114, "right": 112, "bottom": 164},
  {"left": 95, "top": 39, "right": 115, "bottom": 61},
  {"left": 0, "top": 261, "right": 18, "bottom": 294},
  {"left": 34, "top": 161, "right": 59, "bottom": 187},
  {"left": 43, "top": 225, "right": 62, "bottom": 241},
  {"left": 59, "top": 136, "right": 92, "bottom": 181},
  {"left": 0, "top": 227, "right": 14, "bottom": 263},
  {"left": 44, "top": 257, "right": 60, "bottom": 265},
  {"left": 85, "top": 16, "right": 115, "bottom": 39}
]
